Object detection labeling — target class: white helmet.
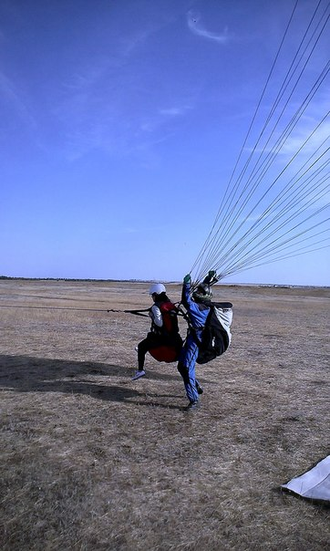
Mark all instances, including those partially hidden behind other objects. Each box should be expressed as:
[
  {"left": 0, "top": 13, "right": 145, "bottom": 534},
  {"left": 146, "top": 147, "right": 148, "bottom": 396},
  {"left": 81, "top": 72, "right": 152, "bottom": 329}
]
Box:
[{"left": 149, "top": 283, "right": 166, "bottom": 295}]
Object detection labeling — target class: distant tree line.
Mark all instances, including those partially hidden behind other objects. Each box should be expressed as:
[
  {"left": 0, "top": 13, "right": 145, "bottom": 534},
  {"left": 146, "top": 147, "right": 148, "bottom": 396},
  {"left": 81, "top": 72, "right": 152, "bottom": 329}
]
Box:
[{"left": 0, "top": 275, "right": 151, "bottom": 282}]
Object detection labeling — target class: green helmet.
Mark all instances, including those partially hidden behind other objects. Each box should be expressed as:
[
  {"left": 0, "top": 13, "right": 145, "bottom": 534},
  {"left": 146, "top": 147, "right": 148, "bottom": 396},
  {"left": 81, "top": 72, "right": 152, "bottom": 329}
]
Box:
[{"left": 192, "top": 283, "right": 212, "bottom": 302}]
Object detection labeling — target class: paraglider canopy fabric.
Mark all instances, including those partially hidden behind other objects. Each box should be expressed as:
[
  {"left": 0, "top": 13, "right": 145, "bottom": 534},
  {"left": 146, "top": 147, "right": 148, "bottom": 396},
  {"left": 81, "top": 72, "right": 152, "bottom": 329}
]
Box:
[{"left": 281, "top": 456, "right": 330, "bottom": 502}]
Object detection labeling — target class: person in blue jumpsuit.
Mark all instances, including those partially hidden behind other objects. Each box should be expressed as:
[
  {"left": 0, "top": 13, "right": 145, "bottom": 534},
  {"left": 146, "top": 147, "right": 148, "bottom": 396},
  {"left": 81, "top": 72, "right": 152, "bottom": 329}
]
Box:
[{"left": 178, "top": 272, "right": 215, "bottom": 409}]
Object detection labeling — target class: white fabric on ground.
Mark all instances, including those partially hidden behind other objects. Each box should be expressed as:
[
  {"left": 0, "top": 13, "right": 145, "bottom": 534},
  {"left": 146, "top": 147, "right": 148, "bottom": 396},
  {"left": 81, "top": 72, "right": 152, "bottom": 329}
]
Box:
[{"left": 281, "top": 455, "right": 330, "bottom": 501}]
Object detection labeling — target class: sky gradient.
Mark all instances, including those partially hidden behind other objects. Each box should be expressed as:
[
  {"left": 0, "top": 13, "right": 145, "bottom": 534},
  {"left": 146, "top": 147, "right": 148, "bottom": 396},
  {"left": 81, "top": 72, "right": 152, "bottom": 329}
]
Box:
[{"left": 1, "top": 0, "right": 329, "bottom": 285}]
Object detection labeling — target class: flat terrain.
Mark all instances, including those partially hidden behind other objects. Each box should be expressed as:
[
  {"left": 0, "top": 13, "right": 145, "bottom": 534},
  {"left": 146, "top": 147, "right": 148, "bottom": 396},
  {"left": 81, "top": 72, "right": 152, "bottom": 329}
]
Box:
[{"left": 0, "top": 280, "right": 329, "bottom": 551}]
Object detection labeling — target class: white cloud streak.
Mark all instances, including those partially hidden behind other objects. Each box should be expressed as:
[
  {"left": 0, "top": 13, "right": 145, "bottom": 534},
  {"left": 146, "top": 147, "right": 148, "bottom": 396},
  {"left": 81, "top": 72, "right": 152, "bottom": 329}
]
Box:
[
  {"left": 0, "top": 70, "right": 36, "bottom": 127},
  {"left": 187, "top": 10, "right": 229, "bottom": 44},
  {"left": 159, "top": 107, "right": 185, "bottom": 116},
  {"left": 280, "top": 118, "right": 330, "bottom": 157}
]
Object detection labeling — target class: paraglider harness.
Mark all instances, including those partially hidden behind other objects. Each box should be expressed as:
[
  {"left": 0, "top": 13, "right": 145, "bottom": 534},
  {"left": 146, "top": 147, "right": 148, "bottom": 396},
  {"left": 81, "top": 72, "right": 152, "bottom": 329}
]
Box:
[
  {"left": 107, "top": 301, "right": 183, "bottom": 363},
  {"left": 152, "top": 300, "right": 180, "bottom": 337},
  {"left": 194, "top": 301, "right": 232, "bottom": 364},
  {"left": 149, "top": 300, "right": 183, "bottom": 362}
]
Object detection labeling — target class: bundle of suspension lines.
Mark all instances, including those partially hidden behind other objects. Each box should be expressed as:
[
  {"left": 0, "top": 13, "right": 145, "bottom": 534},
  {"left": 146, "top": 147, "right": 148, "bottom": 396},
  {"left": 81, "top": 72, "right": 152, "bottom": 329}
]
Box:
[{"left": 191, "top": 0, "right": 330, "bottom": 286}]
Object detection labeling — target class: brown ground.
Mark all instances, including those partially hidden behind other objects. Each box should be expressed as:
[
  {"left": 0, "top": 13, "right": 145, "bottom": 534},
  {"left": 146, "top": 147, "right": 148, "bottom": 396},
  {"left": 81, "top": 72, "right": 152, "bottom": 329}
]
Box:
[{"left": 0, "top": 280, "right": 329, "bottom": 551}]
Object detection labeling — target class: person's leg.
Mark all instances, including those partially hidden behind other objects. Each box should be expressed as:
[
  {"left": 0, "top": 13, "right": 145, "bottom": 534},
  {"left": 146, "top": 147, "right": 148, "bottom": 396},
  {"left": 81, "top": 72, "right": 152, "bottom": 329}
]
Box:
[
  {"left": 137, "top": 338, "right": 150, "bottom": 371},
  {"left": 132, "top": 333, "right": 163, "bottom": 380},
  {"left": 177, "top": 336, "right": 199, "bottom": 404}
]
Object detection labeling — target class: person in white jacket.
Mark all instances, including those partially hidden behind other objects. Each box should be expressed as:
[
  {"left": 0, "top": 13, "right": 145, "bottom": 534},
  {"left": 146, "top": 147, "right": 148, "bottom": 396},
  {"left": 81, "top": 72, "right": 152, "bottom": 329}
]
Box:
[{"left": 132, "top": 283, "right": 181, "bottom": 380}]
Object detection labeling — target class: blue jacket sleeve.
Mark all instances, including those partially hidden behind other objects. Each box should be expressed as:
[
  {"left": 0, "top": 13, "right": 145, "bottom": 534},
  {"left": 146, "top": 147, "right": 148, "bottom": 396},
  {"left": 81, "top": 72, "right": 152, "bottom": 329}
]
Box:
[{"left": 182, "top": 281, "right": 210, "bottom": 330}]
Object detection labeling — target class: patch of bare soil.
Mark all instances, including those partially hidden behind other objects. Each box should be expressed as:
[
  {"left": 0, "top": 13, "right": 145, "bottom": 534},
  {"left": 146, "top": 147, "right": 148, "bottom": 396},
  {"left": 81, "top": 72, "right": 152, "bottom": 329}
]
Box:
[{"left": 0, "top": 280, "right": 329, "bottom": 550}]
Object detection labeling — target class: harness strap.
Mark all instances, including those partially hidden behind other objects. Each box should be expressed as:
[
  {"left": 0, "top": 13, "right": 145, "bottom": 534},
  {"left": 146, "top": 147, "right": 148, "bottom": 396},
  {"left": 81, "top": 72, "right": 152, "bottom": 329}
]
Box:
[
  {"left": 107, "top": 308, "right": 150, "bottom": 317},
  {"left": 108, "top": 302, "right": 187, "bottom": 320}
]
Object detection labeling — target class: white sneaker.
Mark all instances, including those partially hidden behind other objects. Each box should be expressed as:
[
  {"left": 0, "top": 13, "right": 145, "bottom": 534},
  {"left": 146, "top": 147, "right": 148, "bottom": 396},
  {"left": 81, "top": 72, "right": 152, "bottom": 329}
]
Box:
[{"left": 132, "top": 370, "right": 146, "bottom": 381}]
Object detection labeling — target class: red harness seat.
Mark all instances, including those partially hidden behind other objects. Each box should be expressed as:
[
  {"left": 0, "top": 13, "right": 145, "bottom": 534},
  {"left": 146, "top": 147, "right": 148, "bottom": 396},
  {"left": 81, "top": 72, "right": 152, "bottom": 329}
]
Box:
[{"left": 149, "top": 345, "right": 181, "bottom": 363}]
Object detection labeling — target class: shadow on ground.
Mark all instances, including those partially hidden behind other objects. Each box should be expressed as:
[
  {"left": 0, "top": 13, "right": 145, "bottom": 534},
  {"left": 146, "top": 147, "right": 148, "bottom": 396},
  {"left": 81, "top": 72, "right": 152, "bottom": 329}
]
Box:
[{"left": 0, "top": 355, "right": 185, "bottom": 409}]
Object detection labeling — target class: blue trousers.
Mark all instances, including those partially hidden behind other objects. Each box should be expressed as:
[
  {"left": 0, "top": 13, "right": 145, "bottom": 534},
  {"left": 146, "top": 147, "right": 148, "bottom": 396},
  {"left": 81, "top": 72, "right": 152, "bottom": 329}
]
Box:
[{"left": 177, "top": 333, "right": 201, "bottom": 403}]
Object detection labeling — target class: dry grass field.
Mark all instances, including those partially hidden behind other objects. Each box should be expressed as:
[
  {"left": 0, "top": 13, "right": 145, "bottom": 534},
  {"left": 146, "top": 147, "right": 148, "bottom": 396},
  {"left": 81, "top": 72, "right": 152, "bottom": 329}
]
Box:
[{"left": 0, "top": 279, "right": 329, "bottom": 551}]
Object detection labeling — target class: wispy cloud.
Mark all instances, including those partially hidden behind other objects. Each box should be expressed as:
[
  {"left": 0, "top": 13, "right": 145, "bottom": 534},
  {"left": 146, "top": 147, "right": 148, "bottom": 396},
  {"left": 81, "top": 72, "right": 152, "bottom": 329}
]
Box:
[
  {"left": 187, "top": 10, "right": 229, "bottom": 44},
  {"left": 159, "top": 105, "right": 193, "bottom": 117},
  {"left": 58, "top": 62, "right": 197, "bottom": 161},
  {"left": 120, "top": 28, "right": 156, "bottom": 59},
  {"left": 139, "top": 100, "right": 194, "bottom": 139},
  {"left": 0, "top": 70, "right": 36, "bottom": 127},
  {"left": 280, "top": 117, "right": 330, "bottom": 157},
  {"left": 49, "top": 17, "right": 200, "bottom": 162}
]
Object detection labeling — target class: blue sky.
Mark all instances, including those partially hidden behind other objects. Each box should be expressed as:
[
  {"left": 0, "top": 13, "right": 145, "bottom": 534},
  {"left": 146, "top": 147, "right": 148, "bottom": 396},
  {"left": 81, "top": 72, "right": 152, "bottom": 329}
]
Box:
[{"left": 1, "top": 0, "right": 329, "bottom": 285}]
